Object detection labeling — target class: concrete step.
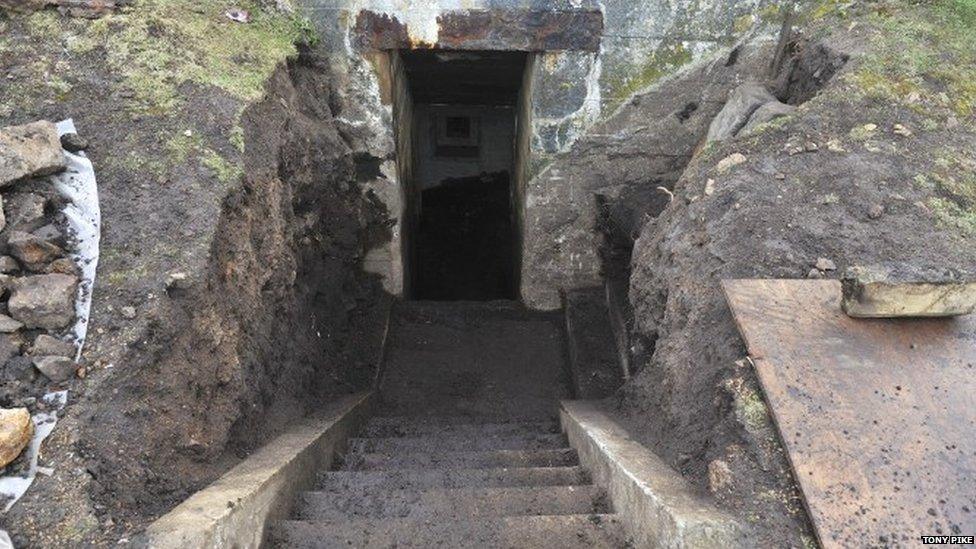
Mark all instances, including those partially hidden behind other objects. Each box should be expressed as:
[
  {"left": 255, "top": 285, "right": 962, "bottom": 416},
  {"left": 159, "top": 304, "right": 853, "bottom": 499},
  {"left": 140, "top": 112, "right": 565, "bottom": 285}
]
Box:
[
  {"left": 360, "top": 418, "right": 560, "bottom": 438},
  {"left": 270, "top": 514, "right": 629, "bottom": 548},
  {"left": 366, "top": 414, "right": 558, "bottom": 428},
  {"left": 342, "top": 448, "right": 579, "bottom": 471},
  {"left": 317, "top": 466, "right": 591, "bottom": 491},
  {"left": 294, "top": 485, "right": 610, "bottom": 520},
  {"left": 348, "top": 433, "right": 567, "bottom": 453}
]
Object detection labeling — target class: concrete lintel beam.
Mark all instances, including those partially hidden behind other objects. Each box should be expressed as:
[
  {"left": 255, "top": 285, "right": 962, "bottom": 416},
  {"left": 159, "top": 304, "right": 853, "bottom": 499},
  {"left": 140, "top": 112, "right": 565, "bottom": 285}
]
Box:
[{"left": 354, "top": 8, "right": 604, "bottom": 52}]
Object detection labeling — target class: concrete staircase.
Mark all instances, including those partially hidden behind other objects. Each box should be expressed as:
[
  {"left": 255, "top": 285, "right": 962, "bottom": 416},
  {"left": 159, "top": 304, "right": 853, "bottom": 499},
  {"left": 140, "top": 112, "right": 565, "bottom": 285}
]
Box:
[
  {"left": 269, "top": 302, "right": 631, "bottom": 546},
  {"left": 269, "top": 415, "right": 629, "bottom": 548}
]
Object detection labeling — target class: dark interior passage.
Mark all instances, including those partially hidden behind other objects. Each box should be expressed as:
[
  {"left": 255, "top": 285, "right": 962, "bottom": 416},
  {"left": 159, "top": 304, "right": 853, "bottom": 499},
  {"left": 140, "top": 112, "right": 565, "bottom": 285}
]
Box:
[
  {"left": 398, "top": 50, "right": 529, "bottom": 301},
  {"left": 415, "top": 172, "right": 515, "bottom": 300}
]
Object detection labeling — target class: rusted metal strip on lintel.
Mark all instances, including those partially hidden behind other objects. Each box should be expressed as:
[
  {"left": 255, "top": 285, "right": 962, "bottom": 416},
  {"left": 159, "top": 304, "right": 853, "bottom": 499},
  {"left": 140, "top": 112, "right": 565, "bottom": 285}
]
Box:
[{"left": 354, "top": 9, "right": 604, "bottom": 52}]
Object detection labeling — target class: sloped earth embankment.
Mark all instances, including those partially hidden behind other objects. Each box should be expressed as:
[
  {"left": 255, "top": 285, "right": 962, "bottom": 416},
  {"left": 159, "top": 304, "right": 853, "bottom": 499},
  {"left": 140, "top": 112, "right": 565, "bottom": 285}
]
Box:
[
  {"left": 0, "top": 14, "right": 393, "bottom": 544},
  {"left": 604, "top": 1, "right": 976, "bottom": 546}
]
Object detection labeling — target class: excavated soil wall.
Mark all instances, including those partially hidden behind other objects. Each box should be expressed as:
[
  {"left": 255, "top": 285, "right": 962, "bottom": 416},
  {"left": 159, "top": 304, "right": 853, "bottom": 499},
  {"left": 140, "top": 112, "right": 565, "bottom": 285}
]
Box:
[{"left": 73, "top": 52, "right": 392, "bottom": 530}]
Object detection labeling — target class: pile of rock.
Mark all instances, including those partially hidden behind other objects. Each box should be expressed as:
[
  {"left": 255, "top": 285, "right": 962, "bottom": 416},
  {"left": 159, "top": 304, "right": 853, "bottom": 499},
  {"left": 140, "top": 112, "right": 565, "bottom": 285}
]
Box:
[{"left": 0, "top": 121, "right": 82, "bottom": 417}]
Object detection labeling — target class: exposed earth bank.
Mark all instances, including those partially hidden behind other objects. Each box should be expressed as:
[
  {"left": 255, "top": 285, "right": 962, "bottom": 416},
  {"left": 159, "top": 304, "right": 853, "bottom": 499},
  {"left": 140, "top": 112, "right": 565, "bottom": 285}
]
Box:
[
  {"left": 600, "top": 1, "right": 976, "bottom": 546},
  {"left": 72, "top": 53, "right": 392, "bottom": 535},
  {"left": 0, "top": 4, "right": 393, "bottom": 545}
]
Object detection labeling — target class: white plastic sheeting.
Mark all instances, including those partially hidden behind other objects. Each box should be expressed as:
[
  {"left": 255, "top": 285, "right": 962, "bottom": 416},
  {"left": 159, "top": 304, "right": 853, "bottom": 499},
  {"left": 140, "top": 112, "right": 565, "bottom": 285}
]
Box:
[
  {"left": 0, "top": 391, "right": 68, "bottom": 512},
  {"left": 0, "top": 118, "right": 100, "bottom": 528},
  {"left": 53, "top": 119, "right": 100, "bottom": 359}
]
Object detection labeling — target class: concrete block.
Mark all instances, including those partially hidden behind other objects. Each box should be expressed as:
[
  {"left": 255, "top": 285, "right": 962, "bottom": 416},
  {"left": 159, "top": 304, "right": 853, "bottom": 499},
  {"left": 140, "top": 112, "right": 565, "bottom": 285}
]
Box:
[
  {"left": 140, "top": 392, "right": 374, "bottom": 549},
  {"left": 560, "top": 401, "right": 747, "bottom": 548},
  {"left": 841, "top": 266, "right": 976, "bottom": 318}
]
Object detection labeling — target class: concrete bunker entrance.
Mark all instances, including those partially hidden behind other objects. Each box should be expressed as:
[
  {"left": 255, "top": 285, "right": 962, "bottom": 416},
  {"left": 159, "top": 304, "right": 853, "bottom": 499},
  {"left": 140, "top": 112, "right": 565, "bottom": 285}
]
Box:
[{"left": 394, "top": 50, "right": 531, "bottom": 301}]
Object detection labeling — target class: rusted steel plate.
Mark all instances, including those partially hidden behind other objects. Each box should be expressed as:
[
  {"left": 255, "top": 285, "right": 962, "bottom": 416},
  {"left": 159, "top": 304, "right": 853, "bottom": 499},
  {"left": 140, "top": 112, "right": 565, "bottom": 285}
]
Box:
[
  {"left": 354, "top": 9, "right": 603, "bottom": 52},
  {"left": 722, "top": 279, "right": 976, "bottom": 548}
]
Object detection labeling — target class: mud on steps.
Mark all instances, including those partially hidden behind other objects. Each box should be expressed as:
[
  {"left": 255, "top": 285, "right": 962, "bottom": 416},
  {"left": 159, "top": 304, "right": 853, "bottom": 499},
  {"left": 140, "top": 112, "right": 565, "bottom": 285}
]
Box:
[
  {"left": 269, "top": 415, "right": 630, "bottom": 548},
  {"left": 377, "top": 301, "right": 572, "bottom": 419}
]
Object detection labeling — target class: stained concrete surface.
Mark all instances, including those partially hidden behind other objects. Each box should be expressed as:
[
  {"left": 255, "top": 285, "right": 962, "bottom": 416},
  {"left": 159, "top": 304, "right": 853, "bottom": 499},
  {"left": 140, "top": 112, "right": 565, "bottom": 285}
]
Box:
[{"left": 377, "top": 300, "right": 572, "bottom": 419}]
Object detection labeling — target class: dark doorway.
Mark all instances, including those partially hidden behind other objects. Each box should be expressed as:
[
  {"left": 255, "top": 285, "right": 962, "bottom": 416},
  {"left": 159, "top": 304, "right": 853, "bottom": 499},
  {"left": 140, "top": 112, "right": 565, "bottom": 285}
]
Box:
[
  {"left": 416, "top": 171, "right": 515, "bottom": 300},
  {"left": 397, "top": 50, "right": 529, "bottom": 301}
]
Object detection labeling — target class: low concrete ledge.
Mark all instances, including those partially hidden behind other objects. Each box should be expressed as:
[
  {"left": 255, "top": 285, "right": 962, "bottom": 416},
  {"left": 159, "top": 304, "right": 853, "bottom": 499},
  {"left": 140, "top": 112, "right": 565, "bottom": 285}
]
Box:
[
  {"left": 141, "top": 392, "right": 374, "bottom": 549},
  {"left": 560, "top": 401, "right": 746, "bottom": 548},
  {"left": 841, "top": 265, "right": 976, "bottom": 318}
]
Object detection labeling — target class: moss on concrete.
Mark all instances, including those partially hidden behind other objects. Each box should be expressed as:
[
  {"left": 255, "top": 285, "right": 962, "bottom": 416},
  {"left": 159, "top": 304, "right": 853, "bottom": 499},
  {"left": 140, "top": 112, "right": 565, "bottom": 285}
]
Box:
[{"left": 604, "top": 43, "right": 693, "bottom": 113}]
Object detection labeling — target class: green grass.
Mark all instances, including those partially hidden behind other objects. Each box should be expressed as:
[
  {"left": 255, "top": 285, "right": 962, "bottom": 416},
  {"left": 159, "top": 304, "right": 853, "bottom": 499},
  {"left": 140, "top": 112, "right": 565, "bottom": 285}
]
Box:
[
  {"left": 849, "top": 0, "right": 976, "bottom": 116},
  {"left": 24, "top": 0, "right": 314, "bottom": 115},
  {"left": 603, "top": 43, "right": 694, "bottom": 113},
  {"left": 923, "top": 151, "right": 976, "bottom": 234},
  {"left": 9, "top": 2, "right": 313, "bottom": 181}
]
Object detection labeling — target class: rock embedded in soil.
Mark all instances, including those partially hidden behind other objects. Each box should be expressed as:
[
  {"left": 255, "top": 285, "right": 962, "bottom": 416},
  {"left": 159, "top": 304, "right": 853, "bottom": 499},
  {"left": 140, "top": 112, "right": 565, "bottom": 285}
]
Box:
[
  {"left": 32, "top": 355, "right": 77, "bottom": 382},
  {"left": 59, "top": 132, "right": 88, "bottom": 153},
  {"left": 0, "top": 314, "right": 24, "bottom": 333},
  {"left": 716, "top": 153, "right": 747, "bottom": 173},
  {"left": 7, "top": 231, "right": 65, "bottom": 271},
  {"left": 8, "top": 273, "right": 78, "bottom": 330},
  {"left": 44, "top": 258, "right": 78, "bottom": 276},
  {"left": 706, "top": 82, "right": 777, "bottom": 142},
  {"left": 3, "top": 193, "right": 47, "bottom": 232},
  {"left": 815, "top": 257, "right": 837, "bottom": 271},
  {"left": 0, "top": 334, "right": 21, "bottom": 364},
  {"left": 0, "top": 407, "right": 33, "bottom": 467},
  {"left": 0, "top": 255, "right": 19, "bottom": 273},
  {"left": 841, "top": 266, "right": 976, "bottom": 318},
  {"left": 32, "top": 223, "right": 66, "bottom": 246},
  {"left": 0, "top": 121, "right": 65, "bottom": 186},
  {"left": 30, "top": 334, "right": 76, "bottom": 359},
  {"left": 708, "top": 459, "right": 733, "bottom": 493},
  {"left": 4, "top": 356, "right": 35, "bottom": 383}
]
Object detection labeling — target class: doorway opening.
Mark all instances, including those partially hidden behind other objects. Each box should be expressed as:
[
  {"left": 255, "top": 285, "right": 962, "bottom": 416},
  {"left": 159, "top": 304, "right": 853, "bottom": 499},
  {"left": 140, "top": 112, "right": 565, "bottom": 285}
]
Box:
[{"left": 392, "top": 50, "right": 531, "bottom": 301}]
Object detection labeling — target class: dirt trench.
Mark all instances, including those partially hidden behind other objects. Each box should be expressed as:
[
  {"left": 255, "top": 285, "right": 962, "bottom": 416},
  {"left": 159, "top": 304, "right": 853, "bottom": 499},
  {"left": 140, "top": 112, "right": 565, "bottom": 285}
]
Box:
[{"left": 59, "top": 52, "right": 393, "bottom": 535}]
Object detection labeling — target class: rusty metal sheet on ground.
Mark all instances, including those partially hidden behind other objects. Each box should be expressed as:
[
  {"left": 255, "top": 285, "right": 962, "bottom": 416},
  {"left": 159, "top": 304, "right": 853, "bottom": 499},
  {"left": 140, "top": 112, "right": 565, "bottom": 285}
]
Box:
[{"left": 722, "top": 279, "right": 976, "bottom": 548}]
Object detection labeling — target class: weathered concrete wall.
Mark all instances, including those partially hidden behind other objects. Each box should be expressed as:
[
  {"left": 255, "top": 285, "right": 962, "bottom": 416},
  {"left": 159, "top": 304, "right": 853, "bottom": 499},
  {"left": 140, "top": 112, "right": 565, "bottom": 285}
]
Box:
[
  {"left": 298, "top": 0, "right": 787, "bottom": 306},
  {"left": 361, "top": 52, "right": 409, "bottom": 296},
  {"left": 413, "top": 104, "right": 516, "bottom": 189},
  {"left": 512, "top": 53, "right": 536, "bottom": 295}
]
